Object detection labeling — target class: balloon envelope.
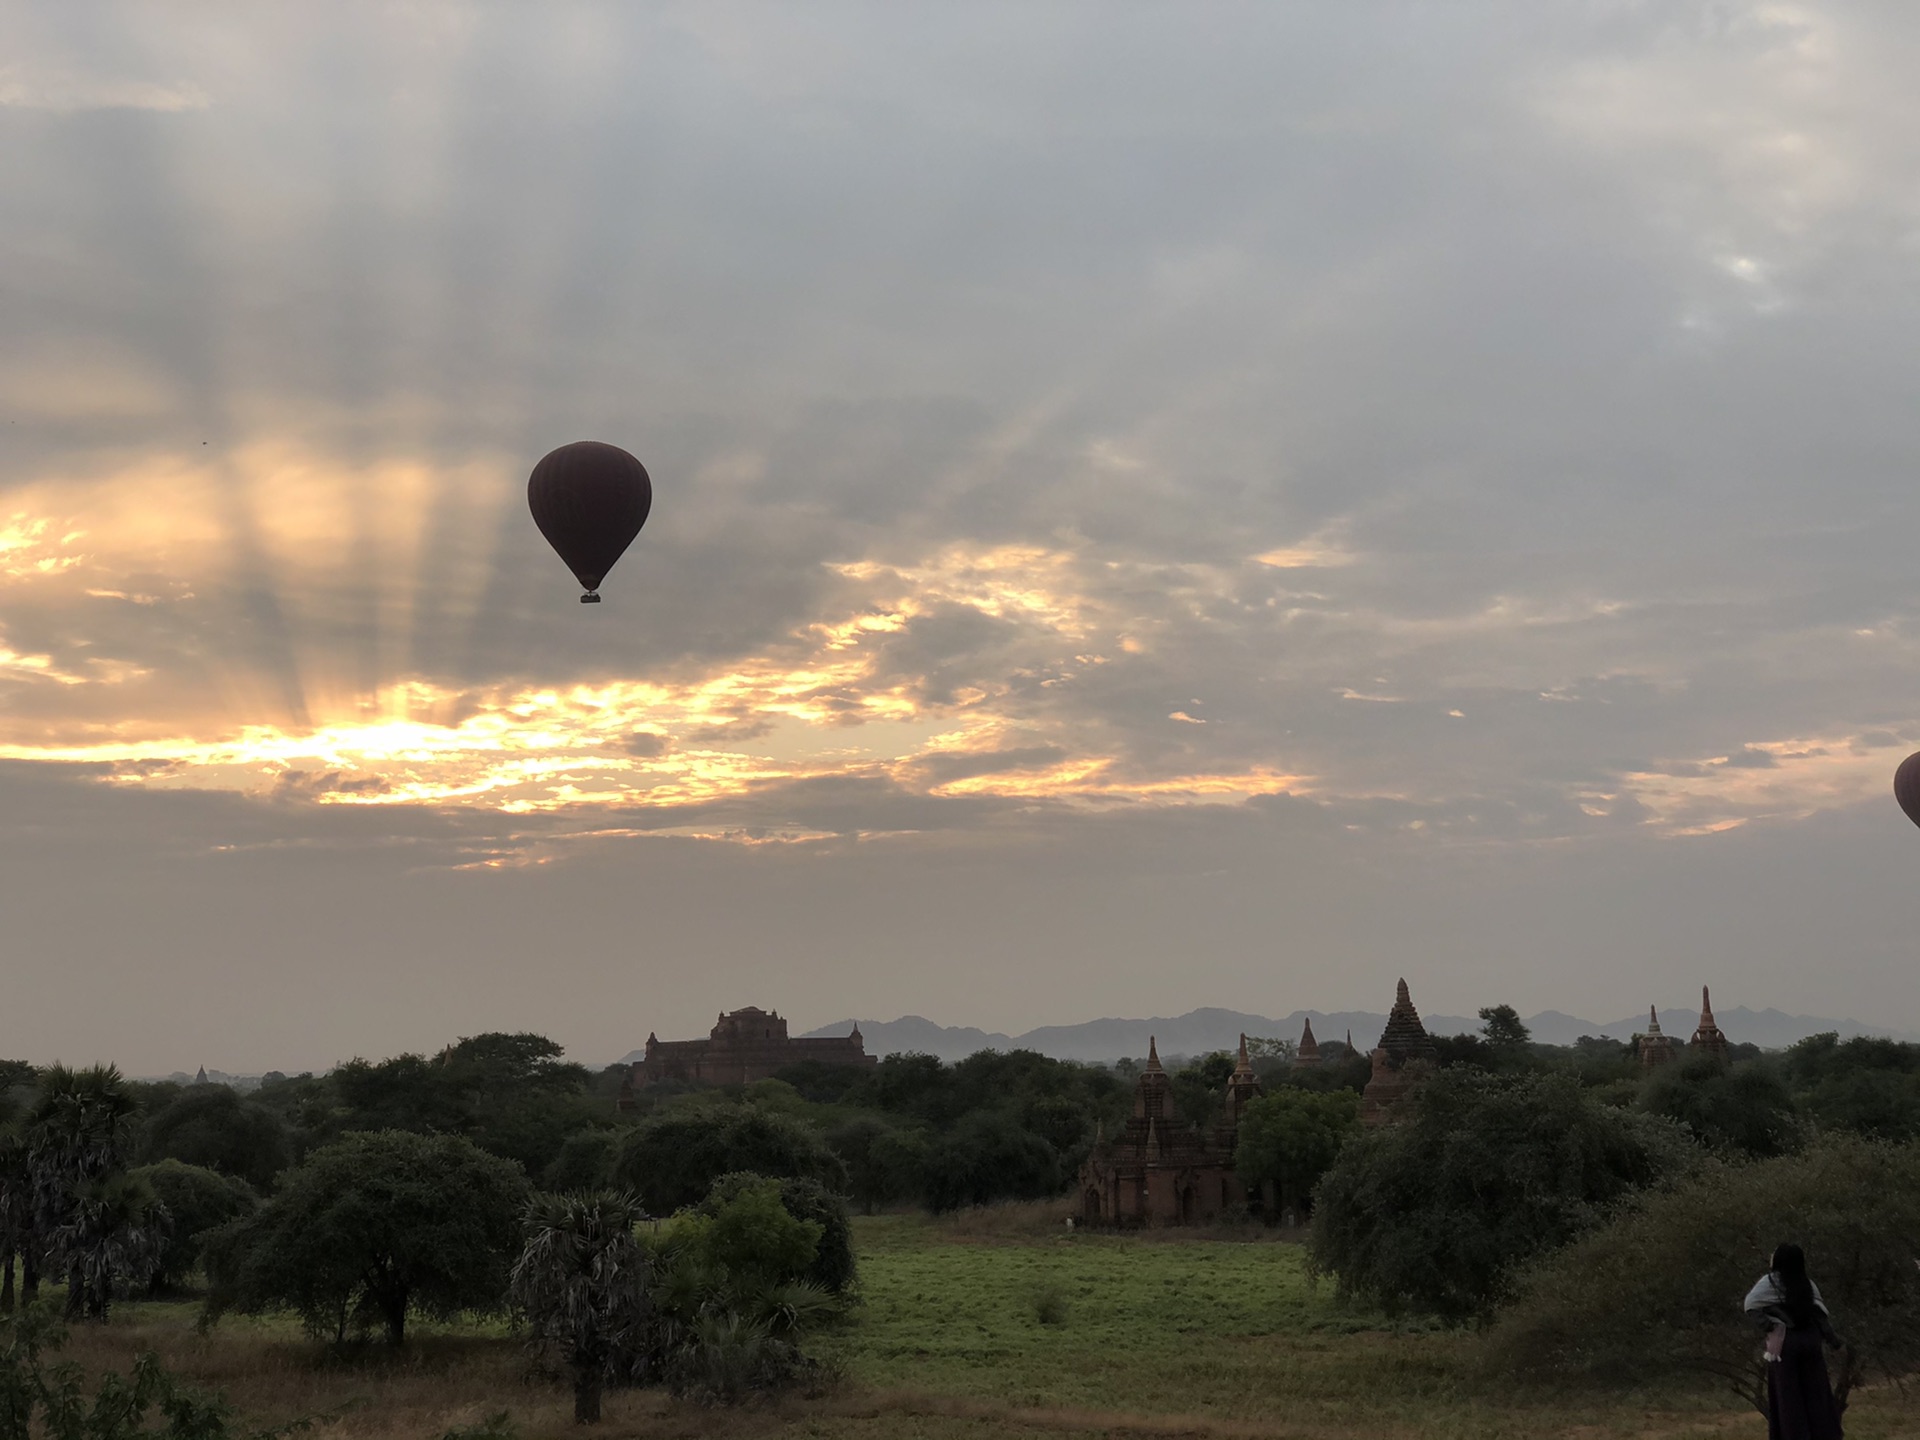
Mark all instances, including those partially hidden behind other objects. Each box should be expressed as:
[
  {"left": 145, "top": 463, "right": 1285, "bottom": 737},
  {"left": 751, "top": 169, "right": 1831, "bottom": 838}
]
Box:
[
  {"left": 1897, "top": 751, "right": 1920, "bottom": 830},
  {"left": 527, "top": 441, "right": 652, "bottom": 599}
]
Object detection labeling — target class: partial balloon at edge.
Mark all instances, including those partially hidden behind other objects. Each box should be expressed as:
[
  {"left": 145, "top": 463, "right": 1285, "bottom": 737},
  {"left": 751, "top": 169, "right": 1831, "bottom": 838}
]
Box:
[
  {"left": 526, "top": 441, "right": 653, "bottom": 603},
  {"left": 1895, "top": 750, "right": 1920, "bottom": 831}
]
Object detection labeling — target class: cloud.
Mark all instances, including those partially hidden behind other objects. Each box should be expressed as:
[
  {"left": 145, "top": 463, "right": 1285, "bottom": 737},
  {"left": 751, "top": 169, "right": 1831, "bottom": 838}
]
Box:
[
  {"left": 0, "top": 68, "right": 209, "bottom": 113},
  {"left": 3, "top": 1, "right": 1920, "bottom": 1053}
]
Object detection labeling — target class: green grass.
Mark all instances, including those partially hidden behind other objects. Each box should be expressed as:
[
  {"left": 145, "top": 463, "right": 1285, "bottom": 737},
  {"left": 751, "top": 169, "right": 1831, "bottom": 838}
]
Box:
[
  {"left": 820, "top": 1214, "right": 1916, "bottom": 1439},
  {"left": 28, "top": 1215, "right": 1919, "bottom": 1439}
]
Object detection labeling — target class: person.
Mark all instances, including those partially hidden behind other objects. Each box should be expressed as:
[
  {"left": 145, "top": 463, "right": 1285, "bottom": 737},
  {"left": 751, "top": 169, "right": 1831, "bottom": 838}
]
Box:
[{"left": 1744, "top": 1242, "right": 1845, "bottom": 1440}]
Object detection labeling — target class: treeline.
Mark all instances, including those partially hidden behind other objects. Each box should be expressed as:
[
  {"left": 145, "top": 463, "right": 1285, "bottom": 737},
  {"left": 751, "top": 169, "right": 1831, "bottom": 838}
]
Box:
[
  {"left": 5, "top": 1010, "right": 1920, "bottom": 1408},
  {"left": 1293, "top": 1011, "right": 1920, "bottom": 1410}
]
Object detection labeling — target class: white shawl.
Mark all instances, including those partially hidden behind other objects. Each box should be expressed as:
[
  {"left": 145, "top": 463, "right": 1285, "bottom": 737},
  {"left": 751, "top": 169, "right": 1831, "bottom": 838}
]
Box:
[{"left": 1744, "top": 1272, "right": 1829, "bottom": 1319}]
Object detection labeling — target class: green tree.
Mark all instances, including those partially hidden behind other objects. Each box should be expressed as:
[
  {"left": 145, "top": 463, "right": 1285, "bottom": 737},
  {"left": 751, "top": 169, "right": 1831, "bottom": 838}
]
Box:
[
  {"left": 1640, "top": 1054, "right": 1799, "bottom": 1157},
  {"left": 610, "top": 1108, "right": 845, "bottom": 1215},
  {"left": 204, "top": 1130, "right": 529, "bottom": 1345},
  {"left": 1478, "top": 1004, "right": 1532, "bottom": 1053},
  {"left": 1170, "top": 1053, "right": 1234, "bottom": 1128},
  {"left": 329, "top": 1034, "right": 594, "bottom": 1180},
  {"left": 139, "top": 1088, "right": 288, "bottom": 1193},
  {"left": 511, "top": 1191, "right": 655, "bottom": 1424},
  {"left": 1311, "top": 1070, "right": 1695, "bottom": 1319},
  {"left": 541, "top": 1132, "right": 618, "bottom": 1194},
  {"left": 825, "top": 1117, "right": 924, "bottom": 1215},
  {"left": 921, "top": 1113, "right": 1059, "bottom": 1213},
  {"left": 1489, "top": 1137, "right": 1920, "bottom": 1412},
  {"left": 1232, "top": 1089, "right": 1359, "bottom": 1216},
  {"left": 1786, "top": 1032, "right": 1920, "bottom": 1141},
  {"left": 129, "top": 1162, "right": 256, "bottom": 1293}
]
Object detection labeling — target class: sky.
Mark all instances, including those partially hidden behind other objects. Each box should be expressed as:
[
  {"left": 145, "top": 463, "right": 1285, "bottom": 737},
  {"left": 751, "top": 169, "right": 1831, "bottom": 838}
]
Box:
[{"left": 4, "top": 2, "right": 1920, "bottom": 1074}]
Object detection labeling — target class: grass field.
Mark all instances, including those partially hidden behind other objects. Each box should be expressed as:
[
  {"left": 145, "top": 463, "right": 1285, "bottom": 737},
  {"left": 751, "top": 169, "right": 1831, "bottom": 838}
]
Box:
[{"left": 34, "top": 1212, "right": 1919, "bottom": 1440}]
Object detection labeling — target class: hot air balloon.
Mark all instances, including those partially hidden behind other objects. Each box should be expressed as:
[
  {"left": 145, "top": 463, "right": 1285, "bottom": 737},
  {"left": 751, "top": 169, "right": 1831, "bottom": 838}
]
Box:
[
  {"left": 527, "top": 441, "right": 653, "bottom": 603},
  {"left": 1896, "top": 751, "right": 1920, "bottom": 830}
]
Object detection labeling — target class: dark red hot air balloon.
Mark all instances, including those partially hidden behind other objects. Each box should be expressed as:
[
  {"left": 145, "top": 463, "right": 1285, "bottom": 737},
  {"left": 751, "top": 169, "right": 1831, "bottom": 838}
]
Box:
[
  {"left": 527, "top": 441, "right": 652, "bottom": 603},
  {"left": 1896, "top": 751, "right": 1920, "bottom": 830}
]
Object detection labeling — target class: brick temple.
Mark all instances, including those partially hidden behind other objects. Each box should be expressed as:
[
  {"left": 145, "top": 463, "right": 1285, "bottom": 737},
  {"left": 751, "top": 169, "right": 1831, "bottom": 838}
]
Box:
[
  {"left": 628, "top": 1006, "right": 876, "bottom": 1089},
  {"left": 1359, "top": 978, "right": 1438, "bottom": 1126},
  {"left": 1077, "top": 1035, "right": 1262, "bottom": 1227},
  {"left": 1637, "top": 987, "right": 1732, "bottom": 1070}
]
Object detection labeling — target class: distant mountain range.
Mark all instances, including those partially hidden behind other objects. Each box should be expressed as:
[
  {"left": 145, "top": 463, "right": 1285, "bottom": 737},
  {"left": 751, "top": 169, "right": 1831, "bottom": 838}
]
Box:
[{"left": 789, "top": 1005, "right": 1920, "bottom": 1064}]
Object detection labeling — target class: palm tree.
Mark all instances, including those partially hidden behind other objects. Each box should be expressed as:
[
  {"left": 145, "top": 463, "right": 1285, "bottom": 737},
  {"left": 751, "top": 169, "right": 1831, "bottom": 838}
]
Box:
[
  {"left": 25, "top": 1065, "right": 148, "bottom": 1320},
  {"left": 0, "top": 1092, "right": 22, "bottom": 1312},
  {"left": 47, "top": 1172, "right": 169, "bottom": 1322},
  {"left": 510, "top": 1192, "right": 654, "bottom": 1424}
]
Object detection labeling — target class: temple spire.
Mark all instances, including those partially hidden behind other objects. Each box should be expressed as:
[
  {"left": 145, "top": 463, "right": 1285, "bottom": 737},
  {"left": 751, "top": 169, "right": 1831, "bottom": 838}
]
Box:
[
  {"left": 1146, "top": 1036, "right": 1162, "bottom": 1071},
  {"left": 1645, "top": 1006, "right": 1661, "bottom": 1035},
  {"left": 1688, "top": 985, "right": 1729, "bottom": 1060}
]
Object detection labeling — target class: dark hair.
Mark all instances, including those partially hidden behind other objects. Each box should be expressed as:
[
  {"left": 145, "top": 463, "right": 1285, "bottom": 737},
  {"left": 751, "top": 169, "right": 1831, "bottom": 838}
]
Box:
[{"left": 1771, "top": 1242, "right": 1818, "bottom": 1329}]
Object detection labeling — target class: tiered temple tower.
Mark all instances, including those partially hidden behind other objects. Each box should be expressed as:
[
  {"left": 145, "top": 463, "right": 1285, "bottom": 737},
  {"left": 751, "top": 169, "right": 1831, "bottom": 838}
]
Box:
[
  {"left": 1637, "top": 1005, "right": 1677, "bottom": 1070},
  {"left": 1294, "top": 1017, "right": 1322, "bottom": 1068},
  {"left": 1227, "top": 1034, "right": 1261, "bottom": 1118},
  {"left": 1359, "top": 979, "right": 1437, "bottom": 1126},
  {"left": 1689, "top": 987, "right": 1729, "bottom": 1062}
]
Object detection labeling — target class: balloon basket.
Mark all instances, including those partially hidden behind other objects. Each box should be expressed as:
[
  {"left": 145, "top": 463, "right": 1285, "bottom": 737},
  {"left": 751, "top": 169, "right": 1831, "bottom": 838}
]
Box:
[{"left": 580, "top": 593, "right": 601, "bottom": 604}]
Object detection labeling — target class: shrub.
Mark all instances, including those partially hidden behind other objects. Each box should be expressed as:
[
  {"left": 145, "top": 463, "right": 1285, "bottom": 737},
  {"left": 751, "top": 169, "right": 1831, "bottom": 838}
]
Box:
[
  {"left": 1487, "top": 1137, "right": 1920, "bottom": 1411},
  {"left": 681, "top": 1180, "right": 821, "bottom": 1288},
  {"left": 1310, "top": 1069, "right": 1695, "bottom": 1320},
  {"left": 701, "top": 1174, "right": 855, "bottom": 1294},
  {"left": 0, "top": 1303, "right": 238, "bottom": 1440},
  {"left": 1032, "top": 1285, "right": 1069, "bottom": 1326}
]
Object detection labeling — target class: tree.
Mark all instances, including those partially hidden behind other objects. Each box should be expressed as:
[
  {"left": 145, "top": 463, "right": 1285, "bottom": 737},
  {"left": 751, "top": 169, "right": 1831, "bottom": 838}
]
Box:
[
  {"left": 139, "top": 1088, "right": 288, "bottom": 1193},
  {"left": 1232, "top": 1089, "right": 1359, "bottom": 1216},
  {"left": 130, "top": 1162, "right": 256, "bottom": 1292},
  {"left": 541, "top": 1131, "right": 618, "bottom": 1194},
  {"left": 0, "top": 1094, "right": 23, "bottom": 1313},
  {"left": 25, "top": 1065, "right": 150, "bottom": 1321},
  {"left": 1640, "top": 1055, "right": 1799, "bottom": 1157},
  {"left": 204, "top": 1130, "right": 529, "bottom": 1345},
  {"left": 511, "top": 1191, "right": 655, "bottom": 1424},
  {"left": 1489, "top": 1137, "right": 1920, "bottom": 1413},
  {"left": 610, "top": 1108, "right": 845, "bottom": 1215},
  {"left": 1478, "top": 1004, "right": 1532, "bottom": 1052},
  {"left": 825, "top": 1117, "right": 925, "bottom": 1215},
  {"left": 1171, "top": 1053, "right": 1235, "bottom": 1128},
  {"left": 921, "top": 1113, "right": 1060, "bottom": 1213},
  {"left": 328, "top": 1033, "right": 594, "bottom": 1180},
  {"left": 1786, "top": 1032, "right": 1920, "bottom": 1142},
  {"left": 1310, "top": 1070, "right": 1695, "bottom": 1320}
]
